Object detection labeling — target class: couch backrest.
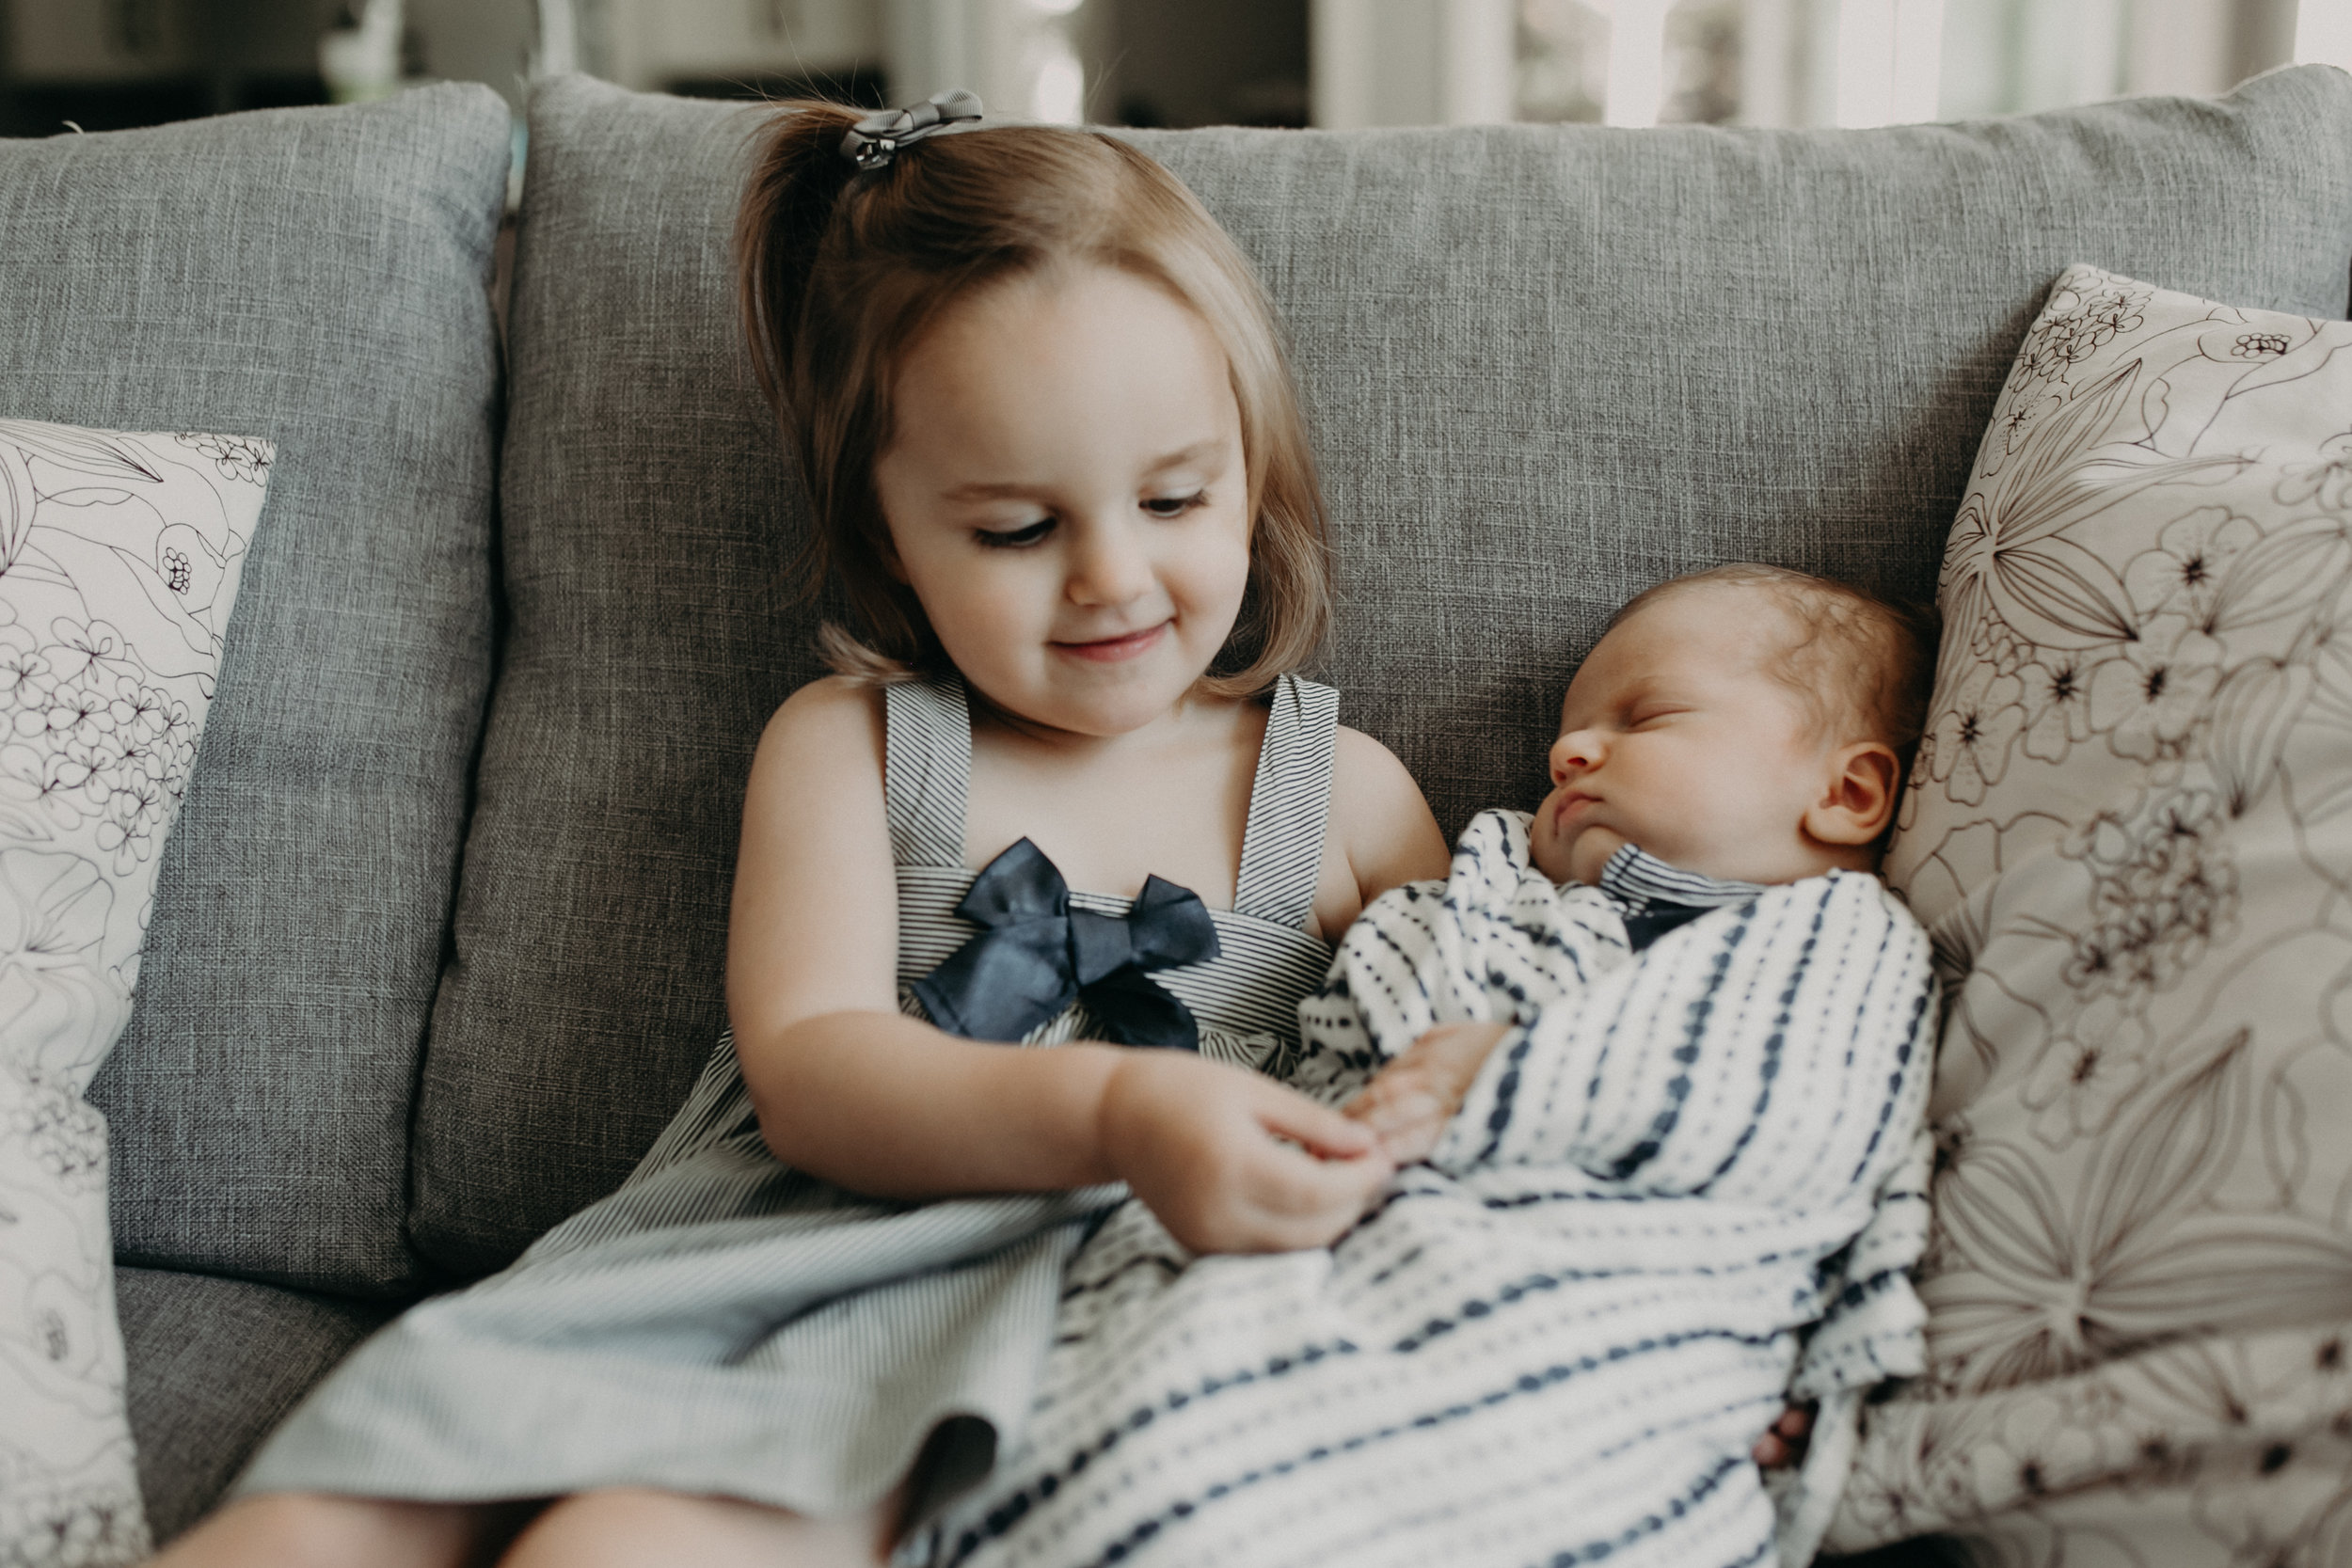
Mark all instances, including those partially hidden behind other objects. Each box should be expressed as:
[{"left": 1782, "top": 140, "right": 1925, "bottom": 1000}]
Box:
[
  {"left": 422, "top": 67, "right": 2352, "bottom": 1274},
  {"left": 1, "top": 86, "right": 512, "bottom": 1295}
]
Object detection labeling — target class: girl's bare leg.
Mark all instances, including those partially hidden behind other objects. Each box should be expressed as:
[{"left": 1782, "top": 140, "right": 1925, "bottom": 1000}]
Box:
[
  {"left": 147, "top": 1493, "right": 520, "bottom": 1568},
  {"left": 501, "top": 1488, "right": 891, "bottom": 1568}
]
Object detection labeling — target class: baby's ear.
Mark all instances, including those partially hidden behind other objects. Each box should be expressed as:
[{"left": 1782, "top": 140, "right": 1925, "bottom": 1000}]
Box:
[{"left": 1805, "top": 741, "right": 1901, "bottom": 847}]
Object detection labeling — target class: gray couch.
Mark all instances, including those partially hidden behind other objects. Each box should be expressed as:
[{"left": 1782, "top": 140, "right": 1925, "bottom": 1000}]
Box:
[{"left": 5, "top": 63, "right": 2348, "bottom": 1552}]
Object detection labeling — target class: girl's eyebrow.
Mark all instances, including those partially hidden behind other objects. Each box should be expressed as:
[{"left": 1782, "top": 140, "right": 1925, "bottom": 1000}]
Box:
[
  {"left": 939, "top": 479, "right": 1045, "bottom": 501},
  {"left": 1142, "top": 438, "right": 1228, "bottom": 475},
  {"left": 937, "top": 438, "right": 1231, "bottom": 501}
]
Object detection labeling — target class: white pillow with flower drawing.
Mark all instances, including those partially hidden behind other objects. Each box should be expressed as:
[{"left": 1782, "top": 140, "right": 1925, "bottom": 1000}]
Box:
[
  {"left": 1825, "top": 267, "right": 2352, "bottom": 1564},
  {"left": 0, "top": 419, "right": 269, "bottom": 1566}
]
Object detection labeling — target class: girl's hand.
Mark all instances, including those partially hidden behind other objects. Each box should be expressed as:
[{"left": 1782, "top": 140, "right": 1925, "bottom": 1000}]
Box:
[
  {"left": 1342, "top": 1021, "right": 1513, "bottom": 1164},
  {"left": 1099, "top": 1052, "right": 1394, "bottom": 1254}
]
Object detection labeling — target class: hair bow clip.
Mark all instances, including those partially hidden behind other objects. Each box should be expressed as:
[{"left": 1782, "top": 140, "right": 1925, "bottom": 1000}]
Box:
[{"left": 840, "top": 88, "right": 985, "bottom": 172}]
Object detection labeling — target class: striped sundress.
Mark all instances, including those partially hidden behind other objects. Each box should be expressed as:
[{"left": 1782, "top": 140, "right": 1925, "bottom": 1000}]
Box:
[{"left": 236, "top": 673, "right": 1343, "bottom": 1524}]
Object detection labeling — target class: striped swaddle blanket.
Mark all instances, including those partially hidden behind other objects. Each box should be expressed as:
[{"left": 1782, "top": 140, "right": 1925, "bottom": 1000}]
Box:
[{"left": 916, "top": 810, "right": 1936, "bottom": 1568}]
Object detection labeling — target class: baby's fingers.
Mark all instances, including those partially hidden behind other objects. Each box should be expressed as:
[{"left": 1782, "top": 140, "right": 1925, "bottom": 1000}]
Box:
[
  {"left": 1343, "top": 1071, "right": 1450, "bottom": 1164},
  {"left": 1253, "top": 1081, "right": 1381, "bottom": 1163},
  {"left": 1752, "top": 1402, "right": 1817, "bottom": 1469}
]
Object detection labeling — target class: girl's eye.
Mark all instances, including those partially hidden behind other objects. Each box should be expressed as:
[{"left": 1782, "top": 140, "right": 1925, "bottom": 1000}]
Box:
[
  {"left": 1141, "top": 491, "right": 1206, "bottom": 518},
  {"left": 976, "top": 519, "right": 1054, "bottom": 549}
]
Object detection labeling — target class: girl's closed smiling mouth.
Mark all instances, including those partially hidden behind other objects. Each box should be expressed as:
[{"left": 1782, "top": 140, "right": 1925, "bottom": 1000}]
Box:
[{"left": 1053, "top": 623, "right": 1168, "bottom": 660}]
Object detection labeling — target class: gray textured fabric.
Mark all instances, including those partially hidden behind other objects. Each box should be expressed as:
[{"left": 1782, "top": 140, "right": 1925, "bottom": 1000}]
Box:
[
  {"left": 116, "top": 1266, "right": 396, "bottom": 1542},
  {"left": 413, "top": 81, "right": 805, "bottom": 1275},
  {"left": 1128, "top": 66, "right": 2352, "bottom": 835},
  {"left": 0, "top": 86, "right": 511, "bottom": 1292},
  {"left": 422, "top": 67, "right": 2352, "bottom": 1276}
]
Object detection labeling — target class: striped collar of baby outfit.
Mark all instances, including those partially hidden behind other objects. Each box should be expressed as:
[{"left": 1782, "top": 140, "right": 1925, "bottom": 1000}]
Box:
[
  {"left": 1596, "top": 845, "right": 1768, "bottom": 911},
  {"left": 1595, "top": 845, "right": 1767, "bottom": 953}
]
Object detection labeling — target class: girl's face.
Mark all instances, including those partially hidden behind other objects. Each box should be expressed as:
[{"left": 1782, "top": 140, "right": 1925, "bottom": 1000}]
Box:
[{"left": 872, "top": 264, "right": 1252, "bottom": 740}]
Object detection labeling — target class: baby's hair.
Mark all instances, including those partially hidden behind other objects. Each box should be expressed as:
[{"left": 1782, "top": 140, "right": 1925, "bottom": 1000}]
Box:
[
  {"left": 1611, "top": 563, "right": 1939, "bottom": 767},
  {"left": 736, "top": 102, "right": 1330, "bottom": 697}
]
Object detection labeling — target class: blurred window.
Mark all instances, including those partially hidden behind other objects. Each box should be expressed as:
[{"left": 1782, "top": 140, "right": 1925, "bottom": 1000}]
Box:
[{"left": 1502, "top": 0, "right": 2312, "bottom": 130}]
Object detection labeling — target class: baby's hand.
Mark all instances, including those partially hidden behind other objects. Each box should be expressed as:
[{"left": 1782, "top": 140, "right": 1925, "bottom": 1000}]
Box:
[
  {"left": 1752, "top": 1402, "right": 1815, "bottom": 1469},
  {"left": 1342, "top": 1021, "right": 1513, "bottom": 1164},
  {"left": 1099, "top": 1052, "right": 1395, "bottom": 1254}
]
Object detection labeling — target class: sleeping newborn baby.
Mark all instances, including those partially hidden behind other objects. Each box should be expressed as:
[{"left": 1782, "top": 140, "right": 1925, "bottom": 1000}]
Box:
[
  {"left": 925, "top": 564, "right": 1941, "bottom": 1568},
  {"left": 1341, "top": 560, "right": 1939, "bottom": 1161}
]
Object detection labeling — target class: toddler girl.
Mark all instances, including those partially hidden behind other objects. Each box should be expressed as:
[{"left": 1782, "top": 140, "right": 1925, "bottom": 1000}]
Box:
[{"left": 155, "top": 93, "right": 1447, "bottom": 1568}]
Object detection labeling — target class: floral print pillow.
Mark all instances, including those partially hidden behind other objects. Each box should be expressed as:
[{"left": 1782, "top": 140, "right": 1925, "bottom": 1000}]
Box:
[
  {"left": 0, "top": 420, "right": 269, "bottom": 1566},
  {"left": 1821, "top": 268, "right": 2352, "bottom": 1565}
]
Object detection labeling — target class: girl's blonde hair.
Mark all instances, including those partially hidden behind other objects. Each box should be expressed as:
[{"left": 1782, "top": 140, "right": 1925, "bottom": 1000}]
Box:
[{"left": 737, "top": 102, "right": 1330, "bottom": 697}]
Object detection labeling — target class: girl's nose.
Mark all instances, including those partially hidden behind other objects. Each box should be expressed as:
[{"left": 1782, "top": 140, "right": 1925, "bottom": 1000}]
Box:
[
  {"left": 1065, "top": 517, "right": 1152, "bottom": 607},
  {"left": 1549, "top": 729, "right": 1604, "bottom": 782}
]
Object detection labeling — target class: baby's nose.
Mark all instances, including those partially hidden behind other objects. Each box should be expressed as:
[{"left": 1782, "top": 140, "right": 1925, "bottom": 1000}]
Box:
[{"left": 1549, "top": 730, "right": 1601, "bottom": 780}]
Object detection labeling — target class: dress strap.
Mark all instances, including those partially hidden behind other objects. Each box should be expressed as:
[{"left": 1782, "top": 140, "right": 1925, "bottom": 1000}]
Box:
[
  {"left": 1232, "top": 673, "right": 1340, "bottom": 930},
  {"left": 883, "top": 678, "right": 971, "bottom": 869}
]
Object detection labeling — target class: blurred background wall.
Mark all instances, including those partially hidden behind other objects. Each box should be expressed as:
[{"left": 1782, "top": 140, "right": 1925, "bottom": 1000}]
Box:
[{"left": 1, "top": 0, "right": 2345, "bottom": 139}]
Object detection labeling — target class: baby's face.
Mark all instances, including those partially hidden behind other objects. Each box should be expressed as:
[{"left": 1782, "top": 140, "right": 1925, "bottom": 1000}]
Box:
[{"left": 1529, "top": 585, "right": 1847, "bottom": 887}]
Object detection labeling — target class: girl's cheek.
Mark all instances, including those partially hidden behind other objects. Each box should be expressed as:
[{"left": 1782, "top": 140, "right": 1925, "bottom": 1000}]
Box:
[{"left": 1206, "top": 512, "right": 1255, "bottom": 595}]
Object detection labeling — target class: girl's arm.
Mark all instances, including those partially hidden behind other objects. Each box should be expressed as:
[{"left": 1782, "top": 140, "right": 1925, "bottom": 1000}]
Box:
[
  {"left": 726, "top": 679, "right": 1390, "bottom": 1249},
  {"left": 1312, "top": 725, "right": 1450, "bottom": 937}
]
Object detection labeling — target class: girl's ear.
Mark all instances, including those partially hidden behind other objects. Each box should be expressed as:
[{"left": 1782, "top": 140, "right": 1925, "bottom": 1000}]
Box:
[{"left": 1804, "top": 741, "right": 1901, "bottom": 847}]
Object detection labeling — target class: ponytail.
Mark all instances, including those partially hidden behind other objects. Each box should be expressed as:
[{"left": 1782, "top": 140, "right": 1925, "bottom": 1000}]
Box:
[{"left": 736, "top": 101, "right": 865, "bottom": 421}]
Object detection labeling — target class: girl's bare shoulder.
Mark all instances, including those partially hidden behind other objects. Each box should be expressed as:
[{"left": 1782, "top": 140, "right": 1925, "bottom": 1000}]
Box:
[
  {"left": 768, "top": 672, "right": 882, "bottom": 728},
  {"left": 754, "top": 674, "right": 887, "bottom": 782},
  {"left": 730, "top": 674, "right": 899, "bottom": 1033}
]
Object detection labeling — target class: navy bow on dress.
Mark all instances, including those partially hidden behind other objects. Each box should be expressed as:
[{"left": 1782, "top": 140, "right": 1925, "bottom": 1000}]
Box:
[{"left": 910, "top": 838, "right": 1221, "bottom": 1050}]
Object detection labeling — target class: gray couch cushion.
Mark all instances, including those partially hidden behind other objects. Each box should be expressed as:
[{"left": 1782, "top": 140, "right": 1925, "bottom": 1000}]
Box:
[
  {"left": 419, "top": 67, "right": 2352, "bottom": 1275},
  {"left": 0, "top": 86, "right": 510, "bottom": 1293},
  {"left": 1131, "top": 70, "right": 2352, "bottom": 822},
  {"left": 117, "top": 1266, "right": 394, "bottom": 1541},
  {"left": 413, "top": 82, "right": 800, "bottom": 1277}
]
